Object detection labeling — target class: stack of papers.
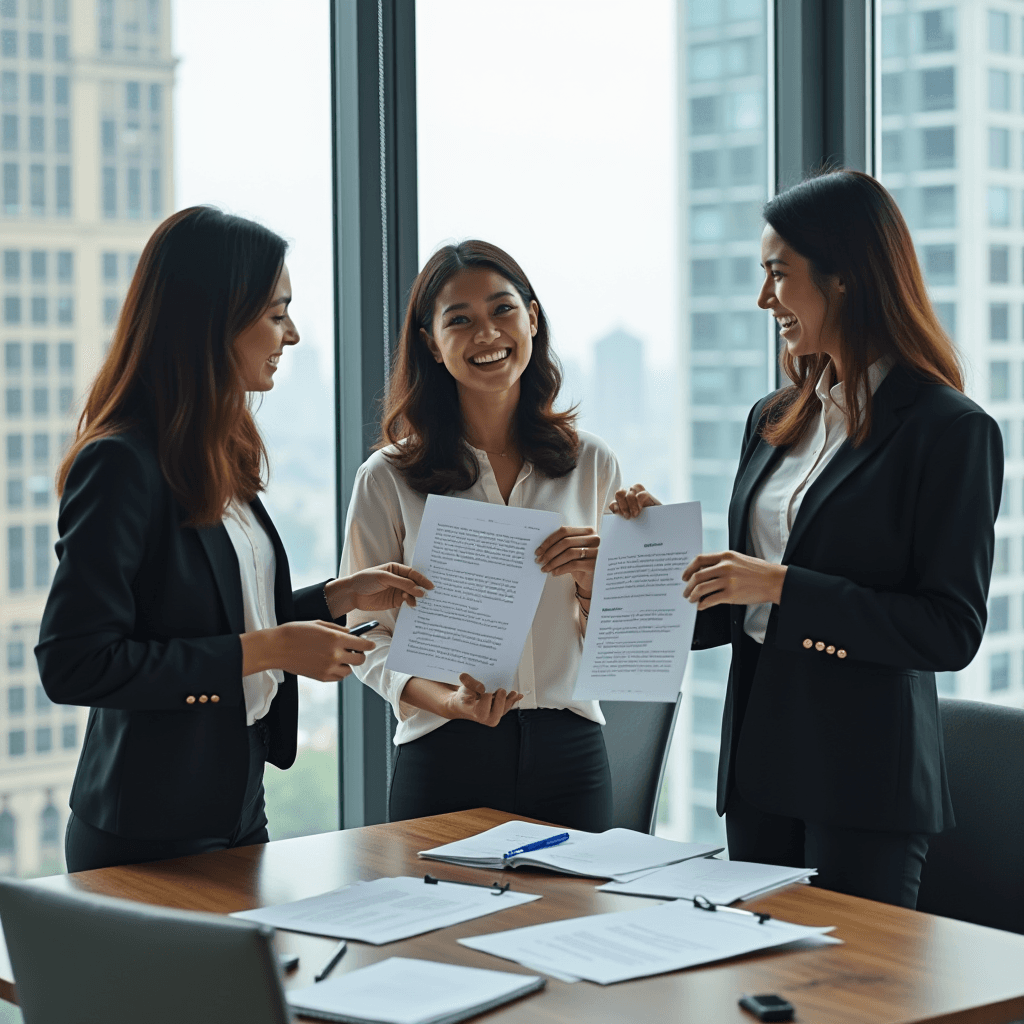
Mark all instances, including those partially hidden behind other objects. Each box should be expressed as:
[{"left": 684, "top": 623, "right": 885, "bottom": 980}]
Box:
[
  {"left": 286, "top": 957, "right": 545, "bottom": 1024},
  {"left": 230, "top": 876, "right": 539, "bottom": 944},
  {"left": 419, "top": 821, "right": 722, "bottom": 882},
  {"left": 459, "top": 901, "right": 840, "bottom": 985},
  {"left": 598, "top": 858, "right": 817, "bottom": 904}
]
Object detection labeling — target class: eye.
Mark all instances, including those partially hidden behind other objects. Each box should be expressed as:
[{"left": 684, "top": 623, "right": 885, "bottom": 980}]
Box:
[
  {"left": 272, "top": 315, "right": 286, "bottom": 323},
  {"left": 445, "top": 314, "right": 470, "bottom": 327},
  {"left": 494, "top": 302, "right": 515, "bottom": 314}
]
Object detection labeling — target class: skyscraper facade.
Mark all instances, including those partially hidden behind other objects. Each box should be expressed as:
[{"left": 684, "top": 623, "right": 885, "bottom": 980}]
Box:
[{"left": 0, "top": 0, "right": 173, "bottom": 875}]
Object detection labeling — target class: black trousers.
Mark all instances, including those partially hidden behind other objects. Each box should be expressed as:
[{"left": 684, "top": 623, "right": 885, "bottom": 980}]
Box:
[
  {"left": 389, "top": 708, "right": 613, "bottom": 832},
  {"left": 65, "top": 719, "right": 271, "bottom": 872},
  {"left": 725, "top": 785, "right": 929, "bottom": 908}
]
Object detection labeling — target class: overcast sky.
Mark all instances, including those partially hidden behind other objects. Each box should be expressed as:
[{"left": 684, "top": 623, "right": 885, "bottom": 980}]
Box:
[{"left": 172, "top": 0, "right": 678, "bottom": 382}]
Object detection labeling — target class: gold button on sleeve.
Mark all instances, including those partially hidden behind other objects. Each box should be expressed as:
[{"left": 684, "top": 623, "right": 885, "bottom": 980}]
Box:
[
  {"left": 802, "top": 638, "right": 813, "bottom": 649},
  {"left": 185, "top": 695, "right": 196, "bottom": 705},
  {"left": 210, "top": 694, "right": 220, "bottom": 703},
  {"left": 198, "top": 695, "right": 208, "bottom": 704},
  {"left": 814, "top": 641, "right": 825, "bottom": 652},
  {"left": 837, "top": 649, "right": 847, "bottom": 659},
  {"left": 826, "top": 645, "right": 836, "bottom": 655}
]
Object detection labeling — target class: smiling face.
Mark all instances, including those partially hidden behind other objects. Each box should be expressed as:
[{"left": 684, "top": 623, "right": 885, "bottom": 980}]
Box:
[
  {"left": 758, "top": 224, "right": 845, "bottom": 371},
  {"left": 234, "top": 264, "right": 299, "bottom": 392},
  {"left": 421, "top": 266, "right": 538, "bottom": 400}
]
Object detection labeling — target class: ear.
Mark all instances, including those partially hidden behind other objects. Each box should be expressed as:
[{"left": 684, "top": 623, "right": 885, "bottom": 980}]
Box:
[
  {"left": 528, "top": 300, "right": 539, "bottom": 338},
  {"left": 419, "top": 326, "right": 444, "bottom": 364},
  {"left": 835, "top": 276, "right": 846, "bottom": 294}
]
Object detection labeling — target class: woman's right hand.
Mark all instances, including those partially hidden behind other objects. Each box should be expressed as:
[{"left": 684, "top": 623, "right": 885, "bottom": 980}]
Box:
[
  {"left": 443, "top": 673, "right": 523, "bottom": 726},
  {"left": 240, "top": 620, "right": 376, "bottom": 681},
  {"left": 609, "top": 483, "right": 662, "bottom": 519}
]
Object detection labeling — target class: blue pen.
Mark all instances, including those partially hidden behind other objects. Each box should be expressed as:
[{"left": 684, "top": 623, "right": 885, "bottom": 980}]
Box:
[{"left": 503, "top": 832, "right": 570, "bottom": 859}]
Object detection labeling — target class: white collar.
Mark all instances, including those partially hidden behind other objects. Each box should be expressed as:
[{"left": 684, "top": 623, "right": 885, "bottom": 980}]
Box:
[{"left": 815, "top": 356, "right": 892, "bottom": 412}]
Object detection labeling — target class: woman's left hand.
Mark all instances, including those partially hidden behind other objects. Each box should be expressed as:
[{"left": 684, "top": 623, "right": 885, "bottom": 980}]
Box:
[
  {"left": 682, "top": 551, "right": 787, "bottom": 610},
  {"left": 535, "top": 525, "right": 600, "bottom": 595},
  {"left": 326, "top": 563, "right": 434, "bottom": 618}
]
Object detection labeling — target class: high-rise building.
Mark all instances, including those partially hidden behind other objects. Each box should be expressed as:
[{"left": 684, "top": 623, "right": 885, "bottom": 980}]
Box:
[{"left": 0, "top": 0, "right": 173, "bottom": 875}]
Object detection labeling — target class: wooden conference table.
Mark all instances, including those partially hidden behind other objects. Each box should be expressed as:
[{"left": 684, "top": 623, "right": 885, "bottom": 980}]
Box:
[{"left": 1, "top": 808, "right": 1022, "bottom": 1023}]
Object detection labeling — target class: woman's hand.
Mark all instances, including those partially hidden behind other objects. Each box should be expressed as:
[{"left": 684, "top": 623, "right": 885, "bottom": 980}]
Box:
[
  {"left": 535, "top": 525, "right": 600, "bottom": 595},
  {"left": 682, "top": 551, "right": 787, "bottom": 611},
  {"left": 443, "top": 673, "right": 523, "bottom": 726},
  {"left": 609, "top": 483, "right": 662, "bottom": 519},
  {"left": 325, "top": 563, "right": 434, "bottom": 618},
  {"left": 240, "top": 620, "right": 376, "bottom": 681}
]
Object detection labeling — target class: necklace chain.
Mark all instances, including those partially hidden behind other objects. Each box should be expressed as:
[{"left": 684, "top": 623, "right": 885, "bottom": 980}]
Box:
[{"left": 466, "top": 435, "right": 516, "bottom": 459}]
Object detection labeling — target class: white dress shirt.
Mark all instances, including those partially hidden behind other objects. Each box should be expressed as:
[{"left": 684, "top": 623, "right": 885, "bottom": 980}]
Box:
[
  {"left": 338, "top": 431, "right": 622, "bottom": 745},
  {"left": 222, "top": 501, "right": 283, "bottom": 724},
  {"left": 744, "top": 359, "right": 891, "bottom": 644}
]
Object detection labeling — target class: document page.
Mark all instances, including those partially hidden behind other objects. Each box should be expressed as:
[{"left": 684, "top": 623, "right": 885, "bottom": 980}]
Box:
[
  {"left": 286, "top": 958, "right": 544, "bottom": 1024},
  {"left": 460, "top": 901, "right": 840, "bottom": 985},
  {"left": 385, "top": 494, "right": 562, "bottom": 691},
  {"left": 230, "top": 876, "right": 540, "bottom": 945},
  {"left": 573, "top": 502, "right": 701, "bottom": 701}
]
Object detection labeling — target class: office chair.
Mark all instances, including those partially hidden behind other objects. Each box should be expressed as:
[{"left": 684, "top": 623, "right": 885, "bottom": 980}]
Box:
[
  {"left": 601, "top": 694, "right": 682, "bottom": 833},
  {"left": 0, "top": 878, "right": 292, "bottom": 1024},
  {"left": 916, "top": 697, "right": 1024, "bottom": 934}
]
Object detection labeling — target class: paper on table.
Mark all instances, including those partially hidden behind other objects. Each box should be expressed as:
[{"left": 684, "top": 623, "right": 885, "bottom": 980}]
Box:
[
  {"left": 419, "top": 820, "right": 722, "bottom": 881},
  {"left": 459, "top": 900, "right": 840, "bottom": 985},
  {"left": 573, "top": 502, "right": 702, "bottom": 701},
  {"left": 230, "top": 876, "right": 540, "bottom": 945},
  {"left": 597, "top": 858, "right": 818, "bottom": 905},
  {"left": 286, "top": 957, "right": 545, "bottom": 1024},
  {"left": 384, "top": 494, "right": 562, "bottom": 691}
]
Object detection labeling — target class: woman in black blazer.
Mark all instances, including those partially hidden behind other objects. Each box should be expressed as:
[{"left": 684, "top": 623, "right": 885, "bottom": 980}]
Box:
[
  {"left": 613, "top": 170, "right": 1002, "bottom": 908},
  {"left": 37, "top": 207, "right": 430, "bottom": 871}
]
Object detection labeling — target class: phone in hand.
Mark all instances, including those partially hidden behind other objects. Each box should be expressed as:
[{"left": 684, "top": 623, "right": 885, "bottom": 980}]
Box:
[
  {"left": 738, "top": 994, "right": 795, "bottom": 1022},
  {"left": 347, "top": 620, "right": 379, "bottom": 637}
]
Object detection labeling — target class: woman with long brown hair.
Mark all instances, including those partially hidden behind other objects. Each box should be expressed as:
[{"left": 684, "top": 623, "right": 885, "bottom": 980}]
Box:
[
  {"left": 38, "top": 206, "right": 430, "bottom": 870},
  {"left": 339, "top": 240, "right": 621, "bottom": 829},
  {"left": 612, "top": 170, "right": 1002, "bottom": 907}
]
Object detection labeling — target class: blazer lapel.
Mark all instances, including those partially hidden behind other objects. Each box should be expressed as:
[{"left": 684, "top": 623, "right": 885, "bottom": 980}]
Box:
[
  {"left": 781, "top": 366, "right": 918, "bottom": 562},
  {"left": 729, "top": 439, "right": 787, "bottom": 552},
  {"left": 195, "top": 523, "right": 246, "bottom": 636}
]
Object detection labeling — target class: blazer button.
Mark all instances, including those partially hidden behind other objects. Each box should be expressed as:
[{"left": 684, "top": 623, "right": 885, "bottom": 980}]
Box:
[
  {"left": 199, "top": 695, "right": 209, "bottom": 703},
  {"left": 802, "top": 639, "right": 813, "bottom": 649},
  {"left": 186, "top": 695, "right": 196, "bottom": 704},
  {"left": 837, "top": 649, "right": 847, "bottom": 659},
  {"left": 826, "top": 645, "right": 836, "bottom": 655},
  {"left": 210, "top": 694, "right": 220, "bottom": 703},
  {"left": 814, "top": 641, "right": 825, "bottom": 652}
]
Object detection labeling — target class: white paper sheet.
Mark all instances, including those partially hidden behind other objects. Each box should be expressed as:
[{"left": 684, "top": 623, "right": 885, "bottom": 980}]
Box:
[
  {"left": 384, "top": 494, "right": 562, "bottom": 691},
  {"left": 573, "top": 502, "right": 702, "bottom": 701},
  {"left": 230, "top": 876, "right": 540, "bottom": 945},
  {"left": 598, "top": 858, "right": 817, "bottom": 905},
  {"left": 286, "top": 957, "right": 544, "bottom": 1024},
  {"left": 459, "top": 901, "right": 840, "bottom": 985},
  {"left": 419, "top": 820, "right": 722, "bottom": 881}
]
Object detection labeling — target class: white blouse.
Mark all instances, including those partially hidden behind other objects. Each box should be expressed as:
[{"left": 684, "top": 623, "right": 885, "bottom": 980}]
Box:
[
  {"left": 338, "top": 431, "right": 623, "bottom": 745},
  {"left": 744, "top": 360, "right": 890, "bottom": 643},
  {"left": 222, "top": 501, "right": 283, "bottom": 725}
]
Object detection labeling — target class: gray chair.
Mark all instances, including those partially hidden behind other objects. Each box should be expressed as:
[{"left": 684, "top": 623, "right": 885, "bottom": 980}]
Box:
[
  {"left": 916, "top": 697, "right": 1024, "bottom": 934},
  {"left": 602, "top": 695, "right": 681, "bottom": 833},
  {"left": 0, "top": 878, "right": 292, "bottom": 1024}
]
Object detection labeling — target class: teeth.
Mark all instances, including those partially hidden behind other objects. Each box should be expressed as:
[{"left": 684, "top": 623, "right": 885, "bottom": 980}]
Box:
[
  {"left": 471, "top": 348, "right": 510, "bottom": 365},
  {"left": 778, "top": 317, "right": 797, "bottom": 328}
]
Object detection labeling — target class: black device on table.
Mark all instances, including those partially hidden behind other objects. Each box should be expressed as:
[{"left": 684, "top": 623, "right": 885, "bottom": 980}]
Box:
[
  {"left": 348, "top": 620, "right": 379, "bottom": 637},
  {"left": 739, "top": 993, "right": 796, "bottom": 1022}
]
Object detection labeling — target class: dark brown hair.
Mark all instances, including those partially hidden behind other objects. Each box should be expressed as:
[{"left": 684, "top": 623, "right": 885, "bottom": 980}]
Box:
[
  {"left": 57, "top": 206, "right": 287, "bottom": 525},
  {"left": 379, "top": 240, "right": 578, "bottom": 494},
  {"left": 761, "top": 169, "right": 963, "bottom": 447}
]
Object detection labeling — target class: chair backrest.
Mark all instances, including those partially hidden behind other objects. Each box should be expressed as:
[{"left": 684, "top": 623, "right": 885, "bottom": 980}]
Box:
[
  {"left": 0, "top": 878, "right": 292, "bottom": 1024},
  {"left": 916, "top": 697, "right": 1024, "bottom": 934},
  {"left": 601, "top": 695, "right": 681, "bottom": 834}
]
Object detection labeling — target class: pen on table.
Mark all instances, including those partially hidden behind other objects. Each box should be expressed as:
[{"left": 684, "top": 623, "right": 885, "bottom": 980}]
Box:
[
  {"left": 313, "top": 939, "right": 348, "bottom": 982},
  {"left": 503, "top": 832, "right": 570, "bottom": 860}
]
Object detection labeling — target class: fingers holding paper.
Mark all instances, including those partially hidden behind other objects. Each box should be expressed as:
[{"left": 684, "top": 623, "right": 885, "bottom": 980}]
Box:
[
  {"left": 682, "top": 551, "right": 787, "bottom": 610},
  {"left": 448, "top": 673, "right": 523, "bottom": 727},
  {"left": 327, "top": 562, "right": 435, "bottom": 617},
  {"left": 609, "top": 483, "right": 662, "bottom": 519},
  {"left": 535, "top": 525, "right": 600, "bottom": 591}
]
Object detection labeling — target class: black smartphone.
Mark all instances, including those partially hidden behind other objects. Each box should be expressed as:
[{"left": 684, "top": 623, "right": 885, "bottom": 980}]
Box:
[
  {"left": 738, "top": 993, "right": 795, "bottom": 1022},
  {"left": 348, "top": 620, "right": 380, "bottom": 637}
]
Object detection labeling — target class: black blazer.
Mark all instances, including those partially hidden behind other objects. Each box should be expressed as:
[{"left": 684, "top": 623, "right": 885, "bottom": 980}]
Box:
[
  {"left": 35, "top": 432, "right": 336, "bottom": 841},
  {"left": 694, "top": 366, "right": 1003, "bottom": 834}
]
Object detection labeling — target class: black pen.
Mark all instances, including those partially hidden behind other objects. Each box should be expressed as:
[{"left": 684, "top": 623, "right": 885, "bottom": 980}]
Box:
[{"left": 314, "top": 939, "right": 348, "bottom": 982}]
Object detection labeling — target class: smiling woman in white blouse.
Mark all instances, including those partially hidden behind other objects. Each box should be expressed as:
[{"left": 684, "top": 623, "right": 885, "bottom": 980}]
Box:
[
  {"left": 38, "top": 207, "right": 428, "bottom": 870},
  {"left": 339, "top": 240, "right": 622, "bottom": 830},
  {"left": 612, "top": 170, "right": 1002, "bottom": 908}
]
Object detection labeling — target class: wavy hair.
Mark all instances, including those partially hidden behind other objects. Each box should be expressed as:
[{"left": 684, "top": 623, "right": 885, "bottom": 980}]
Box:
[
  {"left": 57, "top": 206, "right": 287, "bottom": 525},
  {"left": 761, "top": 169, "right": 963, "bottom": 447},
  {"left": 379, "top": 240, "right": 578, "bottom": 493}
]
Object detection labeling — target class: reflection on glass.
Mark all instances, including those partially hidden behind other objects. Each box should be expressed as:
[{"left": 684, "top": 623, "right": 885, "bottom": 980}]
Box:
[{"left": 880, "top": 1, "right": 1024, "bottom": 708}]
